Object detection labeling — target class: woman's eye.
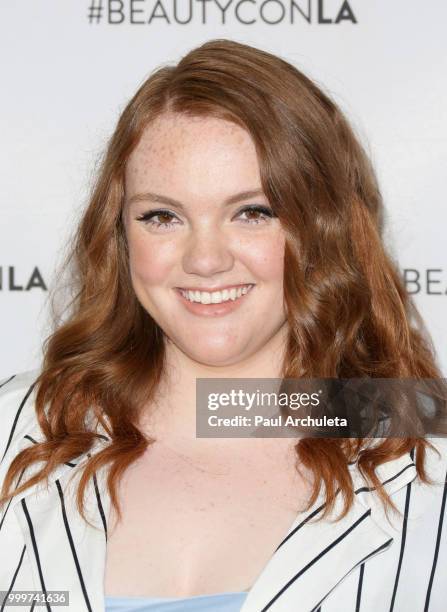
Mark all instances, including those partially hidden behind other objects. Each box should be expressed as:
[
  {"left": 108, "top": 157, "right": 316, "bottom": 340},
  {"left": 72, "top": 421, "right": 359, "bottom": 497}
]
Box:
[
  {"left": 236, "top": 205, "right": 275, "bottom": 224},
  {"left": 136, "top": 209, "right": 179, "bottom": 229}
]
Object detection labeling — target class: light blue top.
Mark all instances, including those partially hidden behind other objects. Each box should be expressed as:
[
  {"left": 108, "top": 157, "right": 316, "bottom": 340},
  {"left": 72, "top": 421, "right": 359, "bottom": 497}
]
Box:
[{"left": 104, "top": 591, "right": 249, "bottom": 611}]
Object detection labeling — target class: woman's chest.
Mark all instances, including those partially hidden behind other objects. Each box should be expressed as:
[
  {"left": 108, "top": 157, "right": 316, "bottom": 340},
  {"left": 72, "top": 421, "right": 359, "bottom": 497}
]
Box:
[{"left": 103, "top": 440, "right": 309, "bottom": 598}]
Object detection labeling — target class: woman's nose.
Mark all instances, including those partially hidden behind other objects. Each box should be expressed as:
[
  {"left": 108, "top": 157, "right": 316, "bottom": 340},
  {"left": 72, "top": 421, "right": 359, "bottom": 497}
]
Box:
[{"left": 182, "top": 226, "right": 234, "bottom": 277}]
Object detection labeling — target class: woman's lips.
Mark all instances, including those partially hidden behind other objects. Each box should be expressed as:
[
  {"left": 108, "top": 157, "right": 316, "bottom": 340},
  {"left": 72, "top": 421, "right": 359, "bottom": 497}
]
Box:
[{"left": 174, "top": 286, "right": 254, "bottom": 317}]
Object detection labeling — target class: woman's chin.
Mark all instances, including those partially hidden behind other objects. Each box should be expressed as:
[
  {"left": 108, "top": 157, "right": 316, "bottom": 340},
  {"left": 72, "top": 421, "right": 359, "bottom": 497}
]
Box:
[{"left": 181, "top": 342, "right": 250, "bottom": 369}]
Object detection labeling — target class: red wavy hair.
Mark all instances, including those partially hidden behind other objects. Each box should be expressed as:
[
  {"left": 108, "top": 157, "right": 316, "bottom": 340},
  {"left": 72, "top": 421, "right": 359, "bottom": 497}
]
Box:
[{"left": 1, "top": 39, "right": 444, "bottom": 525}]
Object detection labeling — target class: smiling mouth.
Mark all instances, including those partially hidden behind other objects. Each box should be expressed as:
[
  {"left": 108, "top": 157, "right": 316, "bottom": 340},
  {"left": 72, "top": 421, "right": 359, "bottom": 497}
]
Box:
[{"left": 177, "top": 284, "right": 255, "bottom": 305}]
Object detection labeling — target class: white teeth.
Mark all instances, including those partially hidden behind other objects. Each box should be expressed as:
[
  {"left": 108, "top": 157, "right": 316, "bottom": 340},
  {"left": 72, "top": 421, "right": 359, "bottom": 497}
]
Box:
[{"left": 180, "top": 285, "right": 253, "bottom": 305}]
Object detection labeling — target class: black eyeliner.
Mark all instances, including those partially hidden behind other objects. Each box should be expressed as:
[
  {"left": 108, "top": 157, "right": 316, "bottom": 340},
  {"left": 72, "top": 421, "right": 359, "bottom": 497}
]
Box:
[
  {"left": 237, "top": 204, "right": 276, "bottom": 218},
  {"left": 136, "top": 204, "right": 276, "bottom": 223},
  {"left": 136, "top": 208, "right": 175, "bottom": 222}
]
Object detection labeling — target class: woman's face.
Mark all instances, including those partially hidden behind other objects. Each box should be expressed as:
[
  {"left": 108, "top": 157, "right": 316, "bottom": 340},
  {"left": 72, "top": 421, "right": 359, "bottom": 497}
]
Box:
[{"left": 123, "top": 112, "right": 287, "bottom": 367}]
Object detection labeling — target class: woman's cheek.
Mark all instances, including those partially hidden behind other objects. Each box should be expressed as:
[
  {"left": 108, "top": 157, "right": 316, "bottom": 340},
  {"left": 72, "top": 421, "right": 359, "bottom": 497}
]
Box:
[
  {"left": 128, "top": 230, "right": 179, "bottom": 286},
  {"left": 240, "top": 232, "right": 285, "bottom": 280}
]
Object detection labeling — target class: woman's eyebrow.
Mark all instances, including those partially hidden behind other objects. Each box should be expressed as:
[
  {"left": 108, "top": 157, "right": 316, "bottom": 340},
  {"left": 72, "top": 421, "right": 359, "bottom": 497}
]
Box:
[{"left": 126, "top": 188, "right": 265, "bottom": 211}]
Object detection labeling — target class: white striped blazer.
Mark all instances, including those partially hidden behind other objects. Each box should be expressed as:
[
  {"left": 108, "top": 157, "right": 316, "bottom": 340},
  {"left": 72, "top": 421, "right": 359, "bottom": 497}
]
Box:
[{"left": 0, "top": 370, "right": 446, "bottom": 612}]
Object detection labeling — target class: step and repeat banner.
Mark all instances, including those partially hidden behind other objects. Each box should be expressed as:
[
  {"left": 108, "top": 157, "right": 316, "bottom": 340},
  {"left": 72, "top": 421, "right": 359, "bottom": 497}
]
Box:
[{"left": 1, "top": 1, "right": 446, "bottom": 376}]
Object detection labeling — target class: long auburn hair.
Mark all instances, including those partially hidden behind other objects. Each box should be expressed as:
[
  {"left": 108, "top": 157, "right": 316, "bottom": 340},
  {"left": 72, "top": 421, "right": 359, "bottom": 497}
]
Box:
[{"left": 1, "top": 39, "right": 443, "bottom": 525}]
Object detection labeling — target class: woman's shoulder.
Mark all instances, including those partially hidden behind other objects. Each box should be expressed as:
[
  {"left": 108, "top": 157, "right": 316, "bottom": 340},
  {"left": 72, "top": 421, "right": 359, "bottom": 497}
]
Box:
[
  {"left": 0, "top": 370, "right": 41, "bottom": 459},
  {"left": 420, "top": 436, "right": 447, "bottom": 484}
]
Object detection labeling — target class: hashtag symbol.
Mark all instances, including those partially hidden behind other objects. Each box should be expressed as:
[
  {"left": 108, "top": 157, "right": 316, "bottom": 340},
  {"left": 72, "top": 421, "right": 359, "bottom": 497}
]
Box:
[{"left": 88, "top": 0, "right": 103, "bottom": 24}]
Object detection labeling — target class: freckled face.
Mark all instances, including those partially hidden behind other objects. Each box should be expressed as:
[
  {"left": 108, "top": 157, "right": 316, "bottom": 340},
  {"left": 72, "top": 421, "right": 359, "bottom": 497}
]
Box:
[{"left": 123, "top": 113, "right": 287, "bottom": 367}]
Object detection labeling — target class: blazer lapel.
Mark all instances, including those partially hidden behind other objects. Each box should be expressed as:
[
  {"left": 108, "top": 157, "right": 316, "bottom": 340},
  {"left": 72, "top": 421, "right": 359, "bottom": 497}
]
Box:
[
  {"left": 239, "top": 448, "right": 417, "bottom": 612},
  {"left": 8, "top": 425, "right": 110, "bottom": 612}
]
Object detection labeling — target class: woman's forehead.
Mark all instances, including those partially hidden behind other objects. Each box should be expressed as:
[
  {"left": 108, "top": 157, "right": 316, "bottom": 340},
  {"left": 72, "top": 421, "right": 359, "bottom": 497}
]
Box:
[
  {"left": 125, "top": 113, "right": 261, "bottom": 191},
  {"left": 130, "top": 113, "right": 254, "bottom": 161}
]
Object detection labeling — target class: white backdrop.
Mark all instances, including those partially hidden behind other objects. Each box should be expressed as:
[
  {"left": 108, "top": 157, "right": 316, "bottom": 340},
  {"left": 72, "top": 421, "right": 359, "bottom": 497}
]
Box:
[{"left": 1, "top": 0, "right": 446, "bottom": 377}]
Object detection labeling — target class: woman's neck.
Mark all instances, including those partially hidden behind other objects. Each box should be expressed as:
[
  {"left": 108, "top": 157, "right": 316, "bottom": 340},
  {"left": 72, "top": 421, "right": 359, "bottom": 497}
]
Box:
[{"left": 140, "top": 324, "right": 288, "bottom": 443}]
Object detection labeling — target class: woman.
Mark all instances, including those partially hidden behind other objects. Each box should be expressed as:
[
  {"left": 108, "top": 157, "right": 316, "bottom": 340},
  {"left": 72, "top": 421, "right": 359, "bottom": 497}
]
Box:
[{"left": 0, "top": 39, "right": 446, "bottom": 612}]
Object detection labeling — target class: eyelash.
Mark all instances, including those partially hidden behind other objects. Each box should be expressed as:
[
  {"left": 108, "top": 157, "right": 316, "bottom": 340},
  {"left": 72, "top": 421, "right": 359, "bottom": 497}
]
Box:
[{"left": 136, "top": 205, "right": 276, "bottom": 229}]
